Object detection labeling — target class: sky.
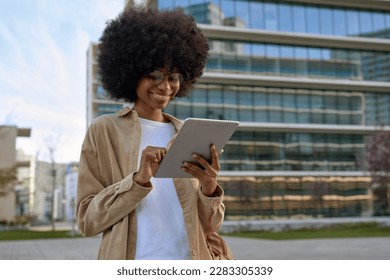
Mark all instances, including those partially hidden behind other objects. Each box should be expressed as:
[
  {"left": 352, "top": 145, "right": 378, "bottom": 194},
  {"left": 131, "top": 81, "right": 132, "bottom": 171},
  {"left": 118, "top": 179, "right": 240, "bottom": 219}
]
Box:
[{"left": 0, "top": 0, "right": 127, "bottom": 163}]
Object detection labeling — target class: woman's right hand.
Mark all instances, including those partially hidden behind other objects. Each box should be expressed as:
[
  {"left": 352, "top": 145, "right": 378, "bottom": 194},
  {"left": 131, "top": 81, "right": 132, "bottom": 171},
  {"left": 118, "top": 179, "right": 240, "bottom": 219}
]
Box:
[{"left": 133, "top": 146, "right": 166, "bottom": 186}]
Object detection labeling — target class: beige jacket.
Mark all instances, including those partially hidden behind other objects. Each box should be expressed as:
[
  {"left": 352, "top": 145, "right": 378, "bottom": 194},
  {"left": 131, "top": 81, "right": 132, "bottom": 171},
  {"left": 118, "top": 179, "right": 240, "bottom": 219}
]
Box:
[{"left": 76, "top": 107, "right": 226, "bottom": 259}]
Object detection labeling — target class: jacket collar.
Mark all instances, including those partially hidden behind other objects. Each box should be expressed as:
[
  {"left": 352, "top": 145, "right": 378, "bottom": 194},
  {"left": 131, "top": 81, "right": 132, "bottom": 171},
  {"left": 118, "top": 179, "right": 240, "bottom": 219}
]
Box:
[{"left": 115, "top": 106, "right": 132, "bottom": 117}]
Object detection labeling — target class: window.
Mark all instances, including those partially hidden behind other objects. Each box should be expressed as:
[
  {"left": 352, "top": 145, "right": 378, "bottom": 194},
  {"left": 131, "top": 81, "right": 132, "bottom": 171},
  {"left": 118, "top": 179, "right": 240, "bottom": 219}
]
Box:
[
  {"left": 298, "top": 112, "right": 310, "bottom": 123},
  {"left": 249, "top": 1, "right": 264, "bottom": 29},
  {"left": 346, "top": 10, "right": 359, "bottom": 36},
  {"left": 295, "top": 47, "right": 308, "bottom": 75},
  {"left": 221, "top": 0, "right": 235, "bottom": 23},
  {"left": 306, "top": 7, "right": 319, "bottom": 33},
  {"left": 325, "top": 112, "right": 337, "bottom": 124},
  {"left": 268, "top": 90, "right": 282, "bottom": 107},
  {"left": 386, "top": 14, "right": 390, "bottom": 31},
  {"left": 235, "top": 0, "right": 249, "bottom": 27},
  {"left": 175, "top": 0, "right": 189, "bottom": 8},
  {"left": 372, "top": 12, "right": 386, "bottom": 34},
  {"left": 224, "top": 108, "right": 238, "bottom": 120},
  {"left": 224, "top": 88, "right": 237, "bottom": 104},
  {"left": 239, "top": 109, "right": 253, "bottom": 122},
  {"left": 279, "top": 4, "right": 293, "bottom": 32},
  {"left": 207, "top": 106, "right": 223, "bottom": 119},
  {"left": 334, "top": 9, "right": 347, "bottom": 36},
  {"left": 253, "top": 91, "right": 267, "bottom": 106},
  {"left": 359, "top": 11, "right": 373, "bottom": 35},
  {"left": 158, "top": 0, "right": 174, "bottom": 9},
  {"left": 96, "top": 85, "right": 107, "bottom": 98},
  {"left": 338, "top": 114, "right": 351, "bottom": 125},
  {"left": 238, "top": 90, "right": 253, "bottom": 105},
  {"left": 283, "top": 93, "right": 296, "bottom": 108},
  {"left": 264, "top": 3, "right": 278, "bottom": 30},
  {"left": 269, "top": 110, "right": 282, "bottom": 122},
  {"left": 176, "top": 104, "right": 190, "bottom": 119},
  {"left": 254, "top": 110, "right": 268, "bottom": 122},
  {"left": 192, "top": 106, "right": 207, "bottom": 118},
  {"left": 191, "top": 88, "right": 207, "bottom": 103},
  {"left": 292, "top": 5, "right": 306, "bottom": 32},
  {"left": 284, "top": 112, "right": 297, "bottom": 123},
  {"left": 296, "top": 94, "right": 310, "bottom": 109},
  {"left": 320, "top": 8, "right": 333, "bottom": 35},
  {"left": 208, "top": 88, "right": 223, "bottom": 104}
]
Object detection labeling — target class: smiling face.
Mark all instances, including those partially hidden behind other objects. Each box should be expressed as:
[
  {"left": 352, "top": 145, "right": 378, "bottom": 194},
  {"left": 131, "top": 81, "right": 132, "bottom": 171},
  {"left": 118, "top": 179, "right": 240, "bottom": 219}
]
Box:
[{"left": 133, "top": 68, "right": 181, "bottom": 122}]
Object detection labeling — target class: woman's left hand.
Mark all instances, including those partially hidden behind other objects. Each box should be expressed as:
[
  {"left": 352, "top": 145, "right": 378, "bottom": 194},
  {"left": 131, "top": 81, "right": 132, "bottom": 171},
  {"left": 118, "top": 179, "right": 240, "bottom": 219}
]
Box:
[{"left": 181, "top": 144, "right": 220, "bottom": 196}]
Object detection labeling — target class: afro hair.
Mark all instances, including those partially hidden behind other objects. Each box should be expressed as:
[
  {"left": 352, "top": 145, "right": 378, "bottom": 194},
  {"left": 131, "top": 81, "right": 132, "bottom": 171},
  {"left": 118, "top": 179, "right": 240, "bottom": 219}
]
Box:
[{"left": 97, "top": 7, "right": 209, "bottom": 103}]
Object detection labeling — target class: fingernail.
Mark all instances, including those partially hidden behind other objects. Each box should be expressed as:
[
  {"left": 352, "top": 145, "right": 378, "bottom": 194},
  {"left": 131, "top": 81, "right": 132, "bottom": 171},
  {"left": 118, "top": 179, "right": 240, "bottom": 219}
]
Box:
[{"left": 192, "top": 154, "right": 197, "bottom": 158}]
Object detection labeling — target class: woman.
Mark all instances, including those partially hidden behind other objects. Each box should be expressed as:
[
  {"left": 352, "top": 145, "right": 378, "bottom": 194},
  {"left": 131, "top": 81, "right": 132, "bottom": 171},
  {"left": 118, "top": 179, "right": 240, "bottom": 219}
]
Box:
[{"left": 76, "top": 7, "right": 233, "bottom": 260}]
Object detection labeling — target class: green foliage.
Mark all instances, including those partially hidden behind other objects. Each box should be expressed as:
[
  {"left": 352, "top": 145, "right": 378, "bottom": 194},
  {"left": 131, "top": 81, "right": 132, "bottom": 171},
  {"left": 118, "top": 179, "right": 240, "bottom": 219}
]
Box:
[
  {"left": 365, "top": 131, "right": 390, "bottom": 215},
  {"left": 0, "top": 166, "right": 17, "bottom": 195},
  {"left": 365, "top": 131, "right": 390, "bottom": 183},
  {"left": 0, "top": 230, "right": 82, "bottom": 241},
  {"left": 226, "top": 222, "right": 390, "bottom": 240}
]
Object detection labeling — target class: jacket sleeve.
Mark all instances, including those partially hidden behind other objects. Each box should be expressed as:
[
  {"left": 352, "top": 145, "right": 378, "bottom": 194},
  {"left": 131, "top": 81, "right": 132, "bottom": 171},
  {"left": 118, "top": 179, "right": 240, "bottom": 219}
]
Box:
[
  {"left": 76, "top": 128, "right": 151, "bottom": 237},
  {"left": 197, "top": 184, "right": 225, "bottom": 234}
]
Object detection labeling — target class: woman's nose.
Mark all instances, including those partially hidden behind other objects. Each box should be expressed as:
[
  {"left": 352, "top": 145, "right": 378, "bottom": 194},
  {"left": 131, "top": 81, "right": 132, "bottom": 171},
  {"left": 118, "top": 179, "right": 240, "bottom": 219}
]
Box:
[{"left": 157, "top": 77, "right": 172, "bottom": 91}]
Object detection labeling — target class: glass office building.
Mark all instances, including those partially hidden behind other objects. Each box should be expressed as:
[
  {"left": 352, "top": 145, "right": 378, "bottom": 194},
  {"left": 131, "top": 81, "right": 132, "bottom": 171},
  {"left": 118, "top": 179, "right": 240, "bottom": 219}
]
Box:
[{"left": 87, "top": 0, "right": 390, "bottom": 219}]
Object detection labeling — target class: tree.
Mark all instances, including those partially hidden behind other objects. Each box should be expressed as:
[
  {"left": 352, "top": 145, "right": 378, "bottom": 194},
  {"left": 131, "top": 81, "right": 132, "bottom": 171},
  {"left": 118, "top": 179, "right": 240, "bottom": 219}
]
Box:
[
  {"left": 365, "top": 130, "right": 390, "bottom": 216},
  {"left": 44, "top": 133, "right": 61, "bottom": 231},
  {"left": 0, "top": 125, "right": 17, "bottom": 196},
  {"left": 0, "top": 166, "right": 17, "bottom": 196}
]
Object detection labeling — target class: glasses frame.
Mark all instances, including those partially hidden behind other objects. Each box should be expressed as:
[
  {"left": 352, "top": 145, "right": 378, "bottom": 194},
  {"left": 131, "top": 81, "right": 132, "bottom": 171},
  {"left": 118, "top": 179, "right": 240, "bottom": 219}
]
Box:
[{"left": 147, "top": 70, "right": 184, "bottom": 88}]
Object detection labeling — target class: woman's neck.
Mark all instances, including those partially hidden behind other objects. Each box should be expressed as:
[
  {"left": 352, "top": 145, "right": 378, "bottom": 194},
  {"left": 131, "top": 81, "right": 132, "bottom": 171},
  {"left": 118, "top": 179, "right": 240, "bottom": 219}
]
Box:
[{"left": 133, "top": 106, "right": 167, "bottom": 123}]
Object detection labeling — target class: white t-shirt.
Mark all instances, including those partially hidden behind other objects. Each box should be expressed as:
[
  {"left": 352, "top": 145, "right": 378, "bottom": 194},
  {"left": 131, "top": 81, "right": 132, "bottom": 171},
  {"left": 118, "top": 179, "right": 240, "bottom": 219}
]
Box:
[{"left": 135, "top": 118, "right": 191, "bottom": 260}]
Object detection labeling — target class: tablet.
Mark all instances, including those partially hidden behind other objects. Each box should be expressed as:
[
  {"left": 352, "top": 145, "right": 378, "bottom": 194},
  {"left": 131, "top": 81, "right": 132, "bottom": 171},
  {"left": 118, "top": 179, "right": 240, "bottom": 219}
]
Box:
[{"left": 154, "top": 118, "right": 239, "bottom": 178}]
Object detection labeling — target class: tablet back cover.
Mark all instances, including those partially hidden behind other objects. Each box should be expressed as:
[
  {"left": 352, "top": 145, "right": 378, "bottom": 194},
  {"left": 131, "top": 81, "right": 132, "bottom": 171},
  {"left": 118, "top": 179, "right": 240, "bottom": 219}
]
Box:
[{"left": 154, "top": 118, "right": 239, "bottom": 178}]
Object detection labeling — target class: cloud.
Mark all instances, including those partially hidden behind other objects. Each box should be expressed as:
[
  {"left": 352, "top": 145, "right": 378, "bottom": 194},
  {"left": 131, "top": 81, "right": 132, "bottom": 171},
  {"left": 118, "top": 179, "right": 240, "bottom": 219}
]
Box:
[
  {"left": 0, "top": 0, "right": 124, "bottom": 162},
  {"left": 5, "top": 97, "right": 84, "bottom": 162}
]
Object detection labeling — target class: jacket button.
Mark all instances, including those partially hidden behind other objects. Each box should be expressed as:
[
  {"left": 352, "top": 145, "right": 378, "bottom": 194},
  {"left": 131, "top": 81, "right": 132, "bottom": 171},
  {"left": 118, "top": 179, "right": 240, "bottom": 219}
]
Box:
[
  {"left": 178, "top": 189, "right": 185, "bottom": 196},
  {"left": 192, "top": 250, "right": 197, "bottom": 256},
  {"left": 185, "top": 217, "right": 191, "bottom": 223}
]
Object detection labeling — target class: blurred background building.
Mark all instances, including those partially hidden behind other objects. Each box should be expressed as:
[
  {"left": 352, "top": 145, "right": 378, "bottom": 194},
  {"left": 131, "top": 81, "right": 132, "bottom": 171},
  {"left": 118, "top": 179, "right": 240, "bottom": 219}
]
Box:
[
  {"left": 0, "top": 125, "right": 74, "bottom": 225},
  {"left": 0, "top": 126, "right": 30, "bottom": 224},
  {"left": 86, "top": 0, "right": 390, "bottom": 220},
  {"left": 64, "top": 162, "right": 78, "bottom": 223}
]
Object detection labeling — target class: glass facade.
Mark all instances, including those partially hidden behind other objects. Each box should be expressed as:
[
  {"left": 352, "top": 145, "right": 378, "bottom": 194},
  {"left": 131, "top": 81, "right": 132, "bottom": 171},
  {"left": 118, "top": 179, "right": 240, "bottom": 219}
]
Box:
[
  {"left": 221, "top": 131, "right": 364, "bottom": 172},
  {"left": 87, "top": 44, "right": 124, "bottom": 123},
  {"left": 93, "top": 84, "right": 123, "bottom": 119},
  {"left": 206, "top": 40, "right": 390, "bottom": 82},
  {"left": 220, "top": 176, "right": 371, "bottom": 218},
  {"left": 166, "top": 85, "right": 390, "bottom": 126},
  {"left": 159, "top": 0, "right": 390, "bottom": 218},
  {"left": 88, "top": 1, "right": 390, "bottom": 218},
  {"left": 159, "top": 0, "right": 390, "bottom": 38}
]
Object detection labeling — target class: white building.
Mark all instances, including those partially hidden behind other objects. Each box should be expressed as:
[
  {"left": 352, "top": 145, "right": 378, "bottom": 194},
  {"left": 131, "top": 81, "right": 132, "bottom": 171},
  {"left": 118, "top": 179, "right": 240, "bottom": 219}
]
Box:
[
  {"left": 65, "top": 163, "right": 79, "bottom": 222},
  {"left": 0, "top": 126, "right": 31, "bottom": 223}
]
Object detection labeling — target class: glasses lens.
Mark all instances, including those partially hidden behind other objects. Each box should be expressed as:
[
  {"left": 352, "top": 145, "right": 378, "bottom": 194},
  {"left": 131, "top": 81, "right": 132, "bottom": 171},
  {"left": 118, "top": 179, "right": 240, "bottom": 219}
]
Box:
[
  {"left": 148, "top": 70, "right": 164, "bottom": 85},
  {"left": 148, "top": 70, "right": 183, "bottom": 87},
  {"left": 168, "top": 73, "right": 183, "bottom": 87}
]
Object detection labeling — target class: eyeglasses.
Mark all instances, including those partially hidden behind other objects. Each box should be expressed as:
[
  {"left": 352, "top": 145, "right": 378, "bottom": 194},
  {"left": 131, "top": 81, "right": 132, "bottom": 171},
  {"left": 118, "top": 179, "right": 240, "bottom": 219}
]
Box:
[{"left": 147, "top": 70, "right": 183, "bottom": 87}]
